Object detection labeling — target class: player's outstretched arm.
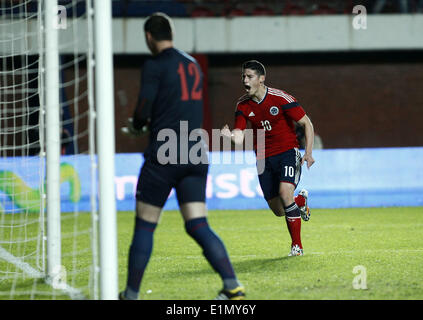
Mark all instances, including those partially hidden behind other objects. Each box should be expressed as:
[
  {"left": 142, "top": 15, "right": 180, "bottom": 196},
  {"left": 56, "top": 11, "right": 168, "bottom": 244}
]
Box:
[
  {"left": 221, "top": 124, "right": 244, "bottom": 145},
  {"left": 297, "top": 115, "right": 315, "bottom": 169}
]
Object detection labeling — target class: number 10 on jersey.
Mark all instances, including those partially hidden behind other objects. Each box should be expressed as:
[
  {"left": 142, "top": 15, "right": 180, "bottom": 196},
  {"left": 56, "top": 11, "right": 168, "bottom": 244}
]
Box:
[{"left": 261, "top": 120, "right": 272, "bottom": 131}]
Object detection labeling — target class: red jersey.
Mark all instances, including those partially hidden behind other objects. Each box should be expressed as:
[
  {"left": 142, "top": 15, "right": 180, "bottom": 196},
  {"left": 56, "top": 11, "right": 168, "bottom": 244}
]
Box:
[{"left": 234, "top": 87, "right": 306, "bottom": 158}]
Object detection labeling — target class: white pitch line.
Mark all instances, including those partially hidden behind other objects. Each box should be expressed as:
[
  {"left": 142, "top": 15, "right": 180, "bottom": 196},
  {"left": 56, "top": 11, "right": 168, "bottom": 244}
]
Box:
[
  {"left": 151, "top": 249, "right": 423, "bottom": 261},
  {"left": 0, "top": 246, "right": 44, "bottom": 278},
  {"left": 0, "top": 246, "right": 86, "bottom": 299},
  {"left": 308, "top": 248, "right": 423, "bottom": 255},
  {"left": 44, "top": 277, "right": 86, "bottom": 300}
]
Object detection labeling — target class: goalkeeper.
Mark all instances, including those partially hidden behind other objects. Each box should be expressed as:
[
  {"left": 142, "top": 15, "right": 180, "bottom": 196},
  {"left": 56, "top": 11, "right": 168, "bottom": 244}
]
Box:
[{"left": 120, "top": 12, "right": 244, "bottom": 300}]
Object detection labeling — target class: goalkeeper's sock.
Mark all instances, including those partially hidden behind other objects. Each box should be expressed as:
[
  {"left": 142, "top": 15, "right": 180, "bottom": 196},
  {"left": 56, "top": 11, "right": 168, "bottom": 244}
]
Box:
[
  {"left": 294, "top": 194, "right": 306, "bottom": 208},
  {"left": 284, "top": 202, "right": 303, "bottom": 249},
  {"left": 185, "top": 217, "right": 240, "bottom": 290},
  {"left": 125, "top": 217, "right": 157, "bottom": 299}
]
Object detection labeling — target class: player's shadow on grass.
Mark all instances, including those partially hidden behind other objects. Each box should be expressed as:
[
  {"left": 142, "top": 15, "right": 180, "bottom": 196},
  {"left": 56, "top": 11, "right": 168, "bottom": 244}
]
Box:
[
  {"left": 165, "top": 256, "right": 292, "bottom": 278},
  {"left": 232, "top": 256, "right": 291, "bottom": 273}
]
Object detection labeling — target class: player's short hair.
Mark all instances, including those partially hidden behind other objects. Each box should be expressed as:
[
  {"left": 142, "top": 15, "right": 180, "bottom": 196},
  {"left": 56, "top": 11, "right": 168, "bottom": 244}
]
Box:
[
  {"left": 242, "top": 60, "right": 266, "bottom": 77},
  {"left": 144, "top": 12, "right": 174, "bottom": 41}
]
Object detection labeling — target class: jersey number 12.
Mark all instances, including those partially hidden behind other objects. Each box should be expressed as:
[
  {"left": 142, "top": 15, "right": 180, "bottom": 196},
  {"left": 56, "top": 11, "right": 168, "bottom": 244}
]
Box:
[{"left": 177, "top": 62, "right": 202, "bottom": 101}]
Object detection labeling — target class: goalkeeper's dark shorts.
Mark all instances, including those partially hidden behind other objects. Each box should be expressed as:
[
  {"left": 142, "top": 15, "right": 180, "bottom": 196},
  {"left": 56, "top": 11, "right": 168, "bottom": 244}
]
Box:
[{"left": 136, "top": 159, "right": 209, "bottom": 208}]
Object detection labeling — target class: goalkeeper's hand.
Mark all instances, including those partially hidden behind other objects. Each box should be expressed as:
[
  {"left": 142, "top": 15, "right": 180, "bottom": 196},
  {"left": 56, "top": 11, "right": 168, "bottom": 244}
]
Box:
[{"left": 121, "top": 118, "right": 149, "bottom": 137}]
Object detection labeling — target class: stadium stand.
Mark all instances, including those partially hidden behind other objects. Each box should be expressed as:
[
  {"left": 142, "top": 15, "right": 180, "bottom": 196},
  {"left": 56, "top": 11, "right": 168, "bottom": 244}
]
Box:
[
  {"left": 179, "top": 0, "right": 422, "bottom": 16},
  {"left": 311, "top": 3, "right": 338, "bottom": 15},
  {"left": 251, "top": 4, "right": 275, "bottom": 16},
  {"left": 191, "top": 5, "right": 214, "bottom": 17},
  {"left": 281, "top": 2, "right": 307, "bottom": 15},
  {"left": 1, "top": 0, "right": 422, "bottom": 18},
  {"left": 133, "top": 0, "right": 186, "bottom": 17},
  {"left": 223, "top": 5, "right": 247, "bottom": 17}
]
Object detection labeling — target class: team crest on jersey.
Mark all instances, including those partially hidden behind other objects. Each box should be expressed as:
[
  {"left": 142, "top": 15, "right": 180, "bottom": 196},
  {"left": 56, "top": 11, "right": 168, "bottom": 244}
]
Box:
[{"left": 270, "top": 106, "right": 279, "bottom": 116}]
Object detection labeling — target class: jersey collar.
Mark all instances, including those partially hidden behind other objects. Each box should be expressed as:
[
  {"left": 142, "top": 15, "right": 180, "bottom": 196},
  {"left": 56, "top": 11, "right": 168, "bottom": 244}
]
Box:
[{"left": 252, "top": 86, "right": 268, "bottom": 104}]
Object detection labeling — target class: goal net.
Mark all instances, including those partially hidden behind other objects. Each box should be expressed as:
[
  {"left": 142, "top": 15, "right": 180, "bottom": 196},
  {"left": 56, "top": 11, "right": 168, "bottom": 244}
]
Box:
[{"left": 0, "top": 0, "right": 107, "bottom": 299}]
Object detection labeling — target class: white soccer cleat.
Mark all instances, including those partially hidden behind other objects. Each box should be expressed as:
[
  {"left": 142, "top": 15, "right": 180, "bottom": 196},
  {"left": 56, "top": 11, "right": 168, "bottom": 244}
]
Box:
[
  {"left": 288, "top": 244, "right": 304, "bottom": 257},
  {"left": 298, "top": 189, "right": 311, "bottom": 222}
]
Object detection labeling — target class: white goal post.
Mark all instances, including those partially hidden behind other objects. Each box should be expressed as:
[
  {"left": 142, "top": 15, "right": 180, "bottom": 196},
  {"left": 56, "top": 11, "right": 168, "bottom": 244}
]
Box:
[{"left": 93, "top": 0, "right": 118, "bottom": 300}]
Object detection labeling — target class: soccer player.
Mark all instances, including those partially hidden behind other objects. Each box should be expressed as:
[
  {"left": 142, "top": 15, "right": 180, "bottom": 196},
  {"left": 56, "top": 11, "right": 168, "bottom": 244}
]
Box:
[
  {"left": 119, "top": 13, "right": 245, "bottom": 300},
  {"left": 221, "top": 60, "right": 315, "bottom": 257}
]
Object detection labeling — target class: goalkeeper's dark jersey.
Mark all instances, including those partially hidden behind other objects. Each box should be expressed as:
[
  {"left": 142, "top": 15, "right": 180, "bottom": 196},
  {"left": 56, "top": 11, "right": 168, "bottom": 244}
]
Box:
[{"left": 136, "top": 48, "right": 205, "bottom": 163}]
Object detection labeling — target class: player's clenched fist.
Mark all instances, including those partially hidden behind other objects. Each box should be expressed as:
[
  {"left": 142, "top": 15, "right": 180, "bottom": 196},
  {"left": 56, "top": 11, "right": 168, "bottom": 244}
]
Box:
[{"left": 301, "top": 153, "right": 315, "bottom": 169}]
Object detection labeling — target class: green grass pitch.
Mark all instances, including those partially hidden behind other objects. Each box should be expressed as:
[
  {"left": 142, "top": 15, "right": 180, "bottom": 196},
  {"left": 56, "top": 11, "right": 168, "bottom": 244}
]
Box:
[{"left": 1, "top": 207, "right": 422, "bottom": 299}]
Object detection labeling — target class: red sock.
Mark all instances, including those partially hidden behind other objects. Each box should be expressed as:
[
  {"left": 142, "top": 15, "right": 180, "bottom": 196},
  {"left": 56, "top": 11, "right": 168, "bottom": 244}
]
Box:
[
  {"left": 285, "top": 217, "right": 302, "bottom": 248},
  {"left": 294, "top": 194, "right": 305, "bottom": 207},
  {"left": 284, "top": 203, "right": 303, "bottom": 249}
]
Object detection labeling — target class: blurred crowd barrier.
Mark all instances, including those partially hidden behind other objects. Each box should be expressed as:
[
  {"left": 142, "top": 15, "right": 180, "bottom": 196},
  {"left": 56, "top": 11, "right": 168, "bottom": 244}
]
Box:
[{"left": 2, "top": 148, "right": 422, "bottom": 213}]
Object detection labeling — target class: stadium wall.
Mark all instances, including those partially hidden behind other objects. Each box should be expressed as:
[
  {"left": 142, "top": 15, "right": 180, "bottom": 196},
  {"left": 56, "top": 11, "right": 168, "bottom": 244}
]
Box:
[
  {"left": 5, "top": 15, "right": 423, "bottom": 55},
  {"left": 1, "top": 148, "right": 423, "bottom": 213},
  {"left": 109, "top": 15, "right": 423, "bottom": 54},
  {"left": 108, "top": 57, "right": 423, "bottom": 151}
]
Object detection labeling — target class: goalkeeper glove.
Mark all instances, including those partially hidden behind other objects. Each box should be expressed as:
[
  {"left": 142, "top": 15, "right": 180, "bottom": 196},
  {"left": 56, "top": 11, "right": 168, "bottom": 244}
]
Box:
[{"left": 121, "top": 118, "right": 149, "bottom": 137}]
